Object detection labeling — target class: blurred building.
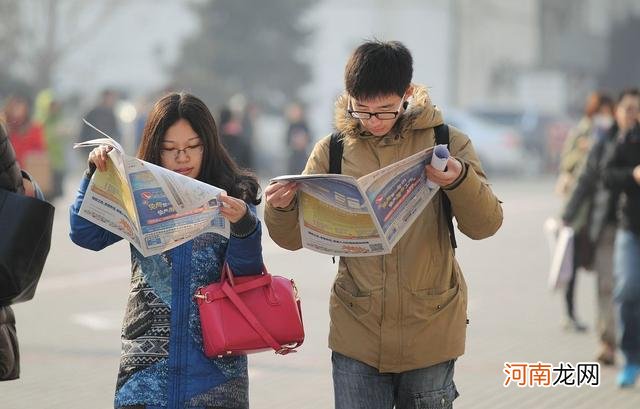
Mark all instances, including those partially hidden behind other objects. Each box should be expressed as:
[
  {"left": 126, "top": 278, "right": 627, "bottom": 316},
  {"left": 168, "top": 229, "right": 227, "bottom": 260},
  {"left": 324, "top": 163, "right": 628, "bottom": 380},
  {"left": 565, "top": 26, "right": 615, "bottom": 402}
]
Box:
[
  {"left": 450, "top": 0, "right": 640, "bottom": 114},
  {"left": 539, "top": 0, "right": 640, "bottom": 110},
  {"left": 302, "top": 0, "right": 451, "bottom": 136},
  {"left": 303, "top": 0, "right": 640, "bottom": 138}
]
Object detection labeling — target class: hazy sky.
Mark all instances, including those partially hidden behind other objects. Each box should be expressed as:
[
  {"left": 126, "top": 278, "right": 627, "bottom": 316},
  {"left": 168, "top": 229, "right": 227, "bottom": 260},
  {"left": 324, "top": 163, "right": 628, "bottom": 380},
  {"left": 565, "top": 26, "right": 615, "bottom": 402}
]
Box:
[{"left": 55, "top": 1, "right": 196, "bottom": 101}]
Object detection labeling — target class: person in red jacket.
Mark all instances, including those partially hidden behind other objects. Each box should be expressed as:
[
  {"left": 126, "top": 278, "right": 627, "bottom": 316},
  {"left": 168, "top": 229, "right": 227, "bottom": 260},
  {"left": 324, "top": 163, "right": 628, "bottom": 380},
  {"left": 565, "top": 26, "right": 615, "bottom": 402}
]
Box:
[{"left": 3, "top": 95, "right": 46, "bottom": 167}]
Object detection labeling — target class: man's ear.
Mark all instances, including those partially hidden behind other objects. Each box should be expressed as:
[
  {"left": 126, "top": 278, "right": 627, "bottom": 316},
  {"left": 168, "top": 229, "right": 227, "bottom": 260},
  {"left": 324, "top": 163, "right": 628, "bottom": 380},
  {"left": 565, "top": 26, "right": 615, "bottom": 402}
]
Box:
[
  {"left": 403, "top": 85, "right": 414, "bottom": 109},
  {"left": 405, "top": 84, "right": 414, "bottom": 98}
]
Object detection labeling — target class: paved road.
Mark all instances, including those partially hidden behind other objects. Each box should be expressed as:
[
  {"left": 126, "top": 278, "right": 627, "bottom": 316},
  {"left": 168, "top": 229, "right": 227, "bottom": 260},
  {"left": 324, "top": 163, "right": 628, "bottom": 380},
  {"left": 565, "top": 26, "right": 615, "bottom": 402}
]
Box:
[{"left": 1, "top": 176, "right": 639, "bottom": 408}]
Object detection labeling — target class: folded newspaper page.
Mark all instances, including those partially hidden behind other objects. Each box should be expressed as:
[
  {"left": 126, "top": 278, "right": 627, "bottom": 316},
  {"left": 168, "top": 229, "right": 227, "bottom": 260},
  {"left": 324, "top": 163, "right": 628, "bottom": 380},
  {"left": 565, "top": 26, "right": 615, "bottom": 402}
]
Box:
[
  {"left": 74, "top": 123, "right": 229, "bottom": 257},
  {"left": 272, "top": 145, "right": 447, "bottom": 257}
]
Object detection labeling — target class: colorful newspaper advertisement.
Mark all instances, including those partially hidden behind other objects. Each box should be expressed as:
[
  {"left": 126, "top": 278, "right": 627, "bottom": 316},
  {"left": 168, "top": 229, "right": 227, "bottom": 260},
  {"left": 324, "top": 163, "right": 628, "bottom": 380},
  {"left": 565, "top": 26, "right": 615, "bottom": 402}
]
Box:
[
  {"left": 74, "top": 123, "right": 229, "bottom": 257},
  {"left": 272, "top": 145, "right": 446, "bottom": 256}
]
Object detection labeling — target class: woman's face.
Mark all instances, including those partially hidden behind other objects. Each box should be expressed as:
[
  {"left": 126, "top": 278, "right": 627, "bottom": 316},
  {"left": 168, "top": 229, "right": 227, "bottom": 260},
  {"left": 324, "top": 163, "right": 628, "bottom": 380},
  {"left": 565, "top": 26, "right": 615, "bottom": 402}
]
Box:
[{"left": 160, "top": 118, "right": 204, "bottom": 179}]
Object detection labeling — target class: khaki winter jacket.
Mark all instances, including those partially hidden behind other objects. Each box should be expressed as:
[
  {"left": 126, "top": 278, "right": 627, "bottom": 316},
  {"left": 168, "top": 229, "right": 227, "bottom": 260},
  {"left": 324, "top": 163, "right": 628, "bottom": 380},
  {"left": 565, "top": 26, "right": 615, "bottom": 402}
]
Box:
[{"left": 265, "top": 85, "right": 503, "bottom": 372}]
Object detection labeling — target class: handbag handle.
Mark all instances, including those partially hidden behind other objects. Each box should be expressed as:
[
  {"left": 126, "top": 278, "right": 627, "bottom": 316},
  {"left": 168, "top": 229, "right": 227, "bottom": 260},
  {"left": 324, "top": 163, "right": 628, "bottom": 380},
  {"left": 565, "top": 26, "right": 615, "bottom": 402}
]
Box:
[
  {"left": 220, "top": 281, "right": 300, "bottom": 355},
  {"left": 221, "top": 262, "right": 269, "bottom": 287}
]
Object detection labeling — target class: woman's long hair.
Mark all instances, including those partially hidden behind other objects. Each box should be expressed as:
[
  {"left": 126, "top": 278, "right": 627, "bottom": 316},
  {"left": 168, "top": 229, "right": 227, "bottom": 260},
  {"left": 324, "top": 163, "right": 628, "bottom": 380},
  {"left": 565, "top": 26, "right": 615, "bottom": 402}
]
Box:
[{"left": 137, "top": 92, "right": 261, "bottom": 205}]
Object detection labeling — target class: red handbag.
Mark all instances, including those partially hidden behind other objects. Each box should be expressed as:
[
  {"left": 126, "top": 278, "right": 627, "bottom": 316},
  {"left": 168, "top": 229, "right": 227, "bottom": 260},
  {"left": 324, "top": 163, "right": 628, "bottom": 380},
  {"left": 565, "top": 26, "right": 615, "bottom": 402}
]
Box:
[{"left": 194, "top": 263, "right": 304, "bottom": 357}]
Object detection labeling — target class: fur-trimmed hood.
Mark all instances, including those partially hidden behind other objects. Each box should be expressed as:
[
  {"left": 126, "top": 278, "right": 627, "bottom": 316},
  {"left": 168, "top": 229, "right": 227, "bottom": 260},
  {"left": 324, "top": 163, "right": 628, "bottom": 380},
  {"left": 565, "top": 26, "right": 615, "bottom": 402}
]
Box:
[{"left": 333, "top": 84, "right": 444, "bottom": 140}]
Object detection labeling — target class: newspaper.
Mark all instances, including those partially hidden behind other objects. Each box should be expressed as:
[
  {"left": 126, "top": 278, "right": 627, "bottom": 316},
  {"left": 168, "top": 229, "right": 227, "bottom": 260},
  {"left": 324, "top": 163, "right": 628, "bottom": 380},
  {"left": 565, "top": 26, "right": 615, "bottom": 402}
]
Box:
[
  {"left": 272, "top": 144, "right": 448, "bottom": 256},
  {"left": 74, "top": 123, "right": 229, "bottom": 257}
]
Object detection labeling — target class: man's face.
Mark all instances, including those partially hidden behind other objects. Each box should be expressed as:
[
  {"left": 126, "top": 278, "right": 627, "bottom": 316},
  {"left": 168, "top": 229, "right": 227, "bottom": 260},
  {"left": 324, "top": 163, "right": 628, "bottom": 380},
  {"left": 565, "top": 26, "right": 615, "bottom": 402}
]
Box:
[
  {"left": 615, "top": 94, "right": 640, "bottom": 133},
  {"left": 351, "top": 93, "right": 406, "bottom": 137}
]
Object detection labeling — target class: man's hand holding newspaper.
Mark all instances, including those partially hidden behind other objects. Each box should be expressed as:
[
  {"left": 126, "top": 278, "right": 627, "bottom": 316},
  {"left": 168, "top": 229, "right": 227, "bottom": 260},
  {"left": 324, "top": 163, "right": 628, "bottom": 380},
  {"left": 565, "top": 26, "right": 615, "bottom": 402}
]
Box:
[{"left": 268, "top": 144, "right": 451, "bottom": 256}]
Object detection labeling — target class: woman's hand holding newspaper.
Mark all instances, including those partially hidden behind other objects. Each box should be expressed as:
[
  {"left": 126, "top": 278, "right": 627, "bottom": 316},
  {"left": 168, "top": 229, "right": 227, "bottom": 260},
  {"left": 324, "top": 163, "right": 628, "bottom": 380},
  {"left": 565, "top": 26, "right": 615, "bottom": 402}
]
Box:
[{"left": 88, "top": 145, "right": 114, "bottom": 173}]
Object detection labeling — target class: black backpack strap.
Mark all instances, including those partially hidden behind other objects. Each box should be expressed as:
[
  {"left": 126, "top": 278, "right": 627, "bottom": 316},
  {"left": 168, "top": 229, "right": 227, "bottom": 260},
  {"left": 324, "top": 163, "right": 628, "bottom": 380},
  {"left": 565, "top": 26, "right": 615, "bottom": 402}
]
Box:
[
  {"left": 329, "top": 132, "right": 344, "bottom": 174},
  {"left": 329, "top": 132, "right": 345, "bottom": 263},
  {"left": 433, "top": 124, "right": 457, "bottom": 250}
]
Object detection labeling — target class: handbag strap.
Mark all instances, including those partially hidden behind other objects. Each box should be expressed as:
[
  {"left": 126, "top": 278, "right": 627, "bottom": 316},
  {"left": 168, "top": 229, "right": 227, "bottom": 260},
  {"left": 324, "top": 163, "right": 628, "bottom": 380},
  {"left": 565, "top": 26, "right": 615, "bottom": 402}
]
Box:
[
  {"left": 202, "top": 274, "right": 273, "bottom": 301},
  {"left": 221, "top": 262, "right": 269, "bottom": 287},
  {"left": 220, "top": 281, "right": 299, "bottom": 355}
]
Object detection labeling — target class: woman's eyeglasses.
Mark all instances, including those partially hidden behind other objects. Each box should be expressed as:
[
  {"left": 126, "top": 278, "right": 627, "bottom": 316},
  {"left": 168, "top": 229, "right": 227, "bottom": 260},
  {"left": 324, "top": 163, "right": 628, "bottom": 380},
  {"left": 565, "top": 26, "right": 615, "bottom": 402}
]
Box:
[{"left": 160, "top": 144, "right": 204, "bottom": 159}]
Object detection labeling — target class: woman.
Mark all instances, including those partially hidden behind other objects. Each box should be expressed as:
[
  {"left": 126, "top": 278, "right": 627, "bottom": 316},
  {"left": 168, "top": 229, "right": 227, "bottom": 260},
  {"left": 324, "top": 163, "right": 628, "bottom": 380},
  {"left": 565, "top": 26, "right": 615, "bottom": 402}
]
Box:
[
  {"left": 557, "top": 91, "right": 614, "bottom": 334},
  {"left": 3, "top": 94, "right": 46, "bottom": 168},
  {"left": 70, "top": 93, "right": 263, "bottom": 408}
]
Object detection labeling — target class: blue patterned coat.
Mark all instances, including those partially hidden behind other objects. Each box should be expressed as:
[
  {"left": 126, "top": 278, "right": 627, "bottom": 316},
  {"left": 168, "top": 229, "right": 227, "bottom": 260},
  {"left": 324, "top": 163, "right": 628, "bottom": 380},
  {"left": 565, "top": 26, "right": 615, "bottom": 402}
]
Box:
[{"left": 70, "top": 177, "right": 262, "bottom": 409}]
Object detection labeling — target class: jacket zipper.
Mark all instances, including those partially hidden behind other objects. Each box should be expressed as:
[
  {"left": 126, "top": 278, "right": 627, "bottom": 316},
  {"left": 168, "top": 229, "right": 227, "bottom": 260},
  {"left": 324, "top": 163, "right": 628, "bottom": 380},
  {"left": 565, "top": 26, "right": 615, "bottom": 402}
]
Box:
[
  {"left": 170, "top": 244, "right": 189, "bottom": 407},
  {"left": 179, "top": 244, "right": 191, "bottom": 405}
]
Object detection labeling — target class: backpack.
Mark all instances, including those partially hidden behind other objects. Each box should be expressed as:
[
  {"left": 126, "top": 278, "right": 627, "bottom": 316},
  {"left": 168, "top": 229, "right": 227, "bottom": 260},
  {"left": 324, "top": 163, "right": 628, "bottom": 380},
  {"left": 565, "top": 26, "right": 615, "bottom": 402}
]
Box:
[{"left": 328, "top": 124, "right": 457, "bottom": 250}]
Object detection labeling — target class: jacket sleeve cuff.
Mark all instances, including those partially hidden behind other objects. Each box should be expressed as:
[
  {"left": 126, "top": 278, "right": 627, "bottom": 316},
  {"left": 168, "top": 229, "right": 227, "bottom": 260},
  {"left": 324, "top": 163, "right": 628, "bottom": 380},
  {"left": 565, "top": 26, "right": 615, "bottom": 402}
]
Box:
[
  {"left": 272, "top": 195, "right": 298, "bottom": 212},
  {"left": 83, "top": 161, "right": 96, "bottom": 179},
  {"left": 442, "top": 158, "right": 469, "bottom": 191},
  {"left": 443, "top": 163, "right": 503, "bottom": 239},
  {"left": 230, "top": 204, "right": 258, "bottom": 238}
]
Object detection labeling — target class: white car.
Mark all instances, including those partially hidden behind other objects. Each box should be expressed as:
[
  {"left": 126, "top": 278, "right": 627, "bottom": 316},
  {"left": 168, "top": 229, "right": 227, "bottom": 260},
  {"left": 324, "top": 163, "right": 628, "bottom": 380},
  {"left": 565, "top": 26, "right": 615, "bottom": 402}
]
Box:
[{"left": 442, "top": 109, "right": 530, "bottom": 175}]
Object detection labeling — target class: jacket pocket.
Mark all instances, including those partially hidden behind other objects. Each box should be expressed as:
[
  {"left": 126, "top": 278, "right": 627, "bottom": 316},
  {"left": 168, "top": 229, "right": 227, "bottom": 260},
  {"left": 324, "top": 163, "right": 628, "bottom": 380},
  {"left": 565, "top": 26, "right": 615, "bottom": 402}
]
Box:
[
  {"left": 414, "top": 285, "right": 459, "bottom": 314},
  {"left": 333, "top": 282, "right": 371, "bottom": 317},
  {"left": 404, "top": 284, "right": 460, "bottom": 326}
]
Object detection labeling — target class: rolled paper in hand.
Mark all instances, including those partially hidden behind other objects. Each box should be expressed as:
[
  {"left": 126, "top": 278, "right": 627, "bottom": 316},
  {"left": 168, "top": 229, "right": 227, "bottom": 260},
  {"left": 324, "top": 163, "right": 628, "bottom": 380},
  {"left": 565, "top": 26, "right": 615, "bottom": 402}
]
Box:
[{"left": 427, "top": 144, "right": 450, "bottom": 189}]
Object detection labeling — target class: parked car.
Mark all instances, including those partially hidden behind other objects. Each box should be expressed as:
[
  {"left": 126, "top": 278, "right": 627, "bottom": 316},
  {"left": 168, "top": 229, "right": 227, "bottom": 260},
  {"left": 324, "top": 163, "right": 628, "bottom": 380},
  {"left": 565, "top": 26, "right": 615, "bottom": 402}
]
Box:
[
  {"left": 468, "top": 107, "right": 573, "bottom": 173},
  {"left": 442, "top": 109, "right": 529, "bottom": 175}
]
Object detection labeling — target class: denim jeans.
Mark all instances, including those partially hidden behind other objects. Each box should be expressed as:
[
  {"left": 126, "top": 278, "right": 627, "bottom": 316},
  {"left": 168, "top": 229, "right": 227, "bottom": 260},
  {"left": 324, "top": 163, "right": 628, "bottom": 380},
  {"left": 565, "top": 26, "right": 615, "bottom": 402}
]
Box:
[
  {"left": 332, "top": 352, "right": 459, "bottom": 409},
  {"left": 613, "top": 229, "right": 640, "bottom": 365}
]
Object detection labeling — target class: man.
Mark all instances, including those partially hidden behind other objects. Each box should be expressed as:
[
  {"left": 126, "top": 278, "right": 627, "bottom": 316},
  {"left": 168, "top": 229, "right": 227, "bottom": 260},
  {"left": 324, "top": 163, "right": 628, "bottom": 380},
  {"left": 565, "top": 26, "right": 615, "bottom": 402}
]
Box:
[
  {"left": 78, "top": 89, "right": 121, "bottom": 143},
  {"left": 601, "top": 89, "right": 640, "bottom": 387},
  {"left": 264, "top": 40, "right": 503, "bottom": 408}
]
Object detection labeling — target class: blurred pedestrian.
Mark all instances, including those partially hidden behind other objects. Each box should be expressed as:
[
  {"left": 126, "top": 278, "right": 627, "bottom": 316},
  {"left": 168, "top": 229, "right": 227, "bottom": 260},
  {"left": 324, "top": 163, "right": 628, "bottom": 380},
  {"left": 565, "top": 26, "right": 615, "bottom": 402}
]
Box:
[
  {"left": 556, "top": 91, "right": 615, "bottom": 333},
  {"left": 241, "top": 101, "right": 258, "bottom": 171},
  {"left": 2, "top": 94, "right": 46, "bottom": 169},
  {"left": 264, "top": 40, "right": 503, "bottom": 409},
  {"left": 601, "top": 88, "right": 640, "bottom": 387},
  {"left": 561, "top": 90, "right": 640, "bottom": 366},
  {"left": 69, "top": 92, "right": 263, "bottom": 408},
  {"left": 284, "top": 102, "right": 312, "bottom": 174},
  {"left": 557, "top": 92, "right": 615, "bottom": 195},
  {"left": 219, "top": 106, "right": 252, "bottom": 169},
  {"left": 78, "top": 89, "right": 121, "bottom": 143},
  {"left": 2, "top": 94, "right": 51, "bottom": 197},
  {"left": 34, "top": 89, "right": 66, "bottom": 200},
  {"left": 1, "top": 120, "right": 51, "bottom": 381}
]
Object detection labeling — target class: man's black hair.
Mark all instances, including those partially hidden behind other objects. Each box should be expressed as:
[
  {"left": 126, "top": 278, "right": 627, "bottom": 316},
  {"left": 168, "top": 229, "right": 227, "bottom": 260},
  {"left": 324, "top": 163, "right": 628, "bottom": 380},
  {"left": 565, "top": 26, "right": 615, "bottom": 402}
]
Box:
[
  {"left": 344, "top": 40, "right": 413, "bottom": 101},
  {"left": 618, "top": 87, "right": 640, "bottom": 103}
]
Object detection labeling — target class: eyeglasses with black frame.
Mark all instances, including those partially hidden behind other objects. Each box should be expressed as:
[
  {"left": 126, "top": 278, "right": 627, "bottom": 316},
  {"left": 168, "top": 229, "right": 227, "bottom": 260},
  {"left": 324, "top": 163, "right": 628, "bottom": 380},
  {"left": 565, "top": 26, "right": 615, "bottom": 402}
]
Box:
[
  {"left": 160, "top": 144, "right": 204, "bottom": 160},
  {"left": 348, "top": 96, "right": 406, "bottom": 120}
]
